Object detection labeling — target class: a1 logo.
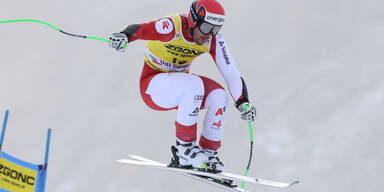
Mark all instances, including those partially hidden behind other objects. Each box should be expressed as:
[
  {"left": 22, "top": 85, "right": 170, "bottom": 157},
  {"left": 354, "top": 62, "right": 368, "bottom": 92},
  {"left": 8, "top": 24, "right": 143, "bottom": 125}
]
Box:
[{"left": 155, "top": 18, "right": 174, "bottom": 34}]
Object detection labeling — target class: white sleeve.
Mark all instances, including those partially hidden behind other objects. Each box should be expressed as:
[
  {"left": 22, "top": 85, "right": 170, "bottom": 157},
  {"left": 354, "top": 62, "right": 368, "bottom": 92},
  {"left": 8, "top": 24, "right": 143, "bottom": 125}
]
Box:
[{"left": 211, "top": 34, "right": 245, "bottom": 102}]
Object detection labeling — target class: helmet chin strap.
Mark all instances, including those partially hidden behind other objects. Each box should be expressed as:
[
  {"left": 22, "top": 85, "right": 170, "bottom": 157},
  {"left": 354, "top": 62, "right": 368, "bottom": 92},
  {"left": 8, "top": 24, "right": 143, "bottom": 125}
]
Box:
[{"left": 188, "top": 26, "right": 195, "bottom": 40}]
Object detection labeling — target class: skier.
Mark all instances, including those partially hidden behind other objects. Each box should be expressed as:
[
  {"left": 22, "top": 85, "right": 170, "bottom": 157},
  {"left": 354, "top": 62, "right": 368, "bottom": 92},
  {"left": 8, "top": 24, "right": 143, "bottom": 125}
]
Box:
[{"left": 109, "top": 0, "right": 256, "bottom": 172}]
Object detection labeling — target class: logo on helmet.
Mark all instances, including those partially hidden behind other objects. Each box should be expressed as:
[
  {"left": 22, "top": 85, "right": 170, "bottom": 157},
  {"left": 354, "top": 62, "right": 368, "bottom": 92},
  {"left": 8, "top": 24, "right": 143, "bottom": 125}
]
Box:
[
  {"left": 198, "top": 9, "right": 205, "bottom": 17},
  {"left": 206, "top": 16, "right": 224, "bottom": 23},
  {"left": 188, "top": 0, "right": 225, "bottom": 28},
  {"left": 204, "top": 12, "right": 225, "bottom": 26}
]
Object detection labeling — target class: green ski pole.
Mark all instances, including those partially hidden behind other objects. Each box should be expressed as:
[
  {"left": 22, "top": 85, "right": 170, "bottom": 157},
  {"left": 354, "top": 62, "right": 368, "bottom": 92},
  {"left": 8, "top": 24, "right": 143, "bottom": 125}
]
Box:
[
  {"left": 0, "top": 19, "right": 109, "bottom": 43},
  {"left": 241, "top": 104, "right": 254, "bottom": 190}
]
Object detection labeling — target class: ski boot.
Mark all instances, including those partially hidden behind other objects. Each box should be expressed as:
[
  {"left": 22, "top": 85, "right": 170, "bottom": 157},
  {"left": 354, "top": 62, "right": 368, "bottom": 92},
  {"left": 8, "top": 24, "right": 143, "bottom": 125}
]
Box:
[
  {"left": 201, "top": 149, "right": 235, "bottom": 186},
  {"left": 202, "top": 149, "right": 225, "bottom": 172},
  {"left": 169, "top": 138, "right": 209, "bottom": 170}
]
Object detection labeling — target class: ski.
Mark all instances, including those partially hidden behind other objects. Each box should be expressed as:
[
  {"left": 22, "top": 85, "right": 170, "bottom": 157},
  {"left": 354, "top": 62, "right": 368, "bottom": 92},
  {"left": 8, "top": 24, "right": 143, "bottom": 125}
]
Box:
[
  {"left": 116, "top": 154, "right": 299, "bottom": 189},
  {"left": 121, "top": 155, "right": 249, "bottom": 192},
  {"left": 174, "top": 172, "right": 249, "bottom": 192}
]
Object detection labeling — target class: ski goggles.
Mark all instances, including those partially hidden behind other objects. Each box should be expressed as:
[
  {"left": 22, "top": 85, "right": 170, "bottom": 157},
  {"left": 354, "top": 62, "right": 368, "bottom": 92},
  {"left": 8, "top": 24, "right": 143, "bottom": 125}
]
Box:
[{"left": 198, "top": 22, "right": 222, "bottom": 36}]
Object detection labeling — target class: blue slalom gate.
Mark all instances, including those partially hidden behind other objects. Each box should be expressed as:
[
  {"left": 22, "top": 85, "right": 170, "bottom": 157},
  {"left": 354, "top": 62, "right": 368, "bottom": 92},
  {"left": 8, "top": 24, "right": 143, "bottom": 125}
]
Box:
[{"left": 0, "top": 110, "right": 51, "bottom": 192}]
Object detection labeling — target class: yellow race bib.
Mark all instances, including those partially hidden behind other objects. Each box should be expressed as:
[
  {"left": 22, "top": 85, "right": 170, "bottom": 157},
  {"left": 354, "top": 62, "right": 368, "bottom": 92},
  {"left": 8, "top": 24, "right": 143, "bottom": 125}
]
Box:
[{"left": 145, "top": 14, "right": 210, "bottom": 72}]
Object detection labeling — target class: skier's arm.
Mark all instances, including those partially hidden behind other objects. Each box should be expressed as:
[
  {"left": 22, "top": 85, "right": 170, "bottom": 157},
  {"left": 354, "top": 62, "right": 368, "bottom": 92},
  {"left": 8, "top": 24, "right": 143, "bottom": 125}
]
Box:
[
  {"left": 209, "top": 34, "right": 256, "bottom": 122},
  {"left": 122, "top": 17, "right": 176, "bottom": 42},
  {"left": 109, "top": 17, "right": 176, "bottom": 51}
]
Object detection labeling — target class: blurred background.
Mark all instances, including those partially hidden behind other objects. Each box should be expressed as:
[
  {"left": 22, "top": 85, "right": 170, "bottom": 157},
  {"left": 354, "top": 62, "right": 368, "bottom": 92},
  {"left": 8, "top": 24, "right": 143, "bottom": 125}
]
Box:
[{"left": 1, "top": 0, "right": 383, "bottom": 191}]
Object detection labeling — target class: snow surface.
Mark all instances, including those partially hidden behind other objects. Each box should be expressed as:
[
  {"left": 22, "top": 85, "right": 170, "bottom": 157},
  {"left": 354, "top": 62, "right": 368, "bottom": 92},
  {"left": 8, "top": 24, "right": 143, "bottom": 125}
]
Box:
[{"left": 1, "top": 0, "right": 384, "bottom": 192}]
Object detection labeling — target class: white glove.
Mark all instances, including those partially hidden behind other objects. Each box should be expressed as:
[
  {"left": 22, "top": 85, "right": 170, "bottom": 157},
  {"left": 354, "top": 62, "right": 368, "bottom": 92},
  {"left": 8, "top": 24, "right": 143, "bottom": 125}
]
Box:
[
  {"left": 237, "top": 102, "right": 256, "bottom": 122},
  {"left": 109, "top": 33, "right": 128, "bottom": 52}
]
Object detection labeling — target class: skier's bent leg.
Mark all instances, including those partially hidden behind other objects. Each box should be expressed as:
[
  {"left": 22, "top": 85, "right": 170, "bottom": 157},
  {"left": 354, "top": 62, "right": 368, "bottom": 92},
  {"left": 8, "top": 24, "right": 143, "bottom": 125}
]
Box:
[
  {"left": 144, "top": 73, "right": 208, "bottom": 168},
  {"left": 200, "top": 88, "right": 228, "bottom": 171},
  {"left": 145, "top": 72, "right": 204, "bottom": 126},
  {"left": 142, "top": 72, "right": 228, "bottom": 170},
  {"left": 200, "top": 88, "right": 228, "bottom": 150},
  {"left": 144, "top": 73, "right": 205, "bottom": 140}
]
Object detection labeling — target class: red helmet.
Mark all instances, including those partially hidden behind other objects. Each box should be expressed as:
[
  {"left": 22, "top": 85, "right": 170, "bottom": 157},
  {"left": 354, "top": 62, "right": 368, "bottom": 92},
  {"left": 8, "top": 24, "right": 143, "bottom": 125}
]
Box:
[{"left": 188, "top": 0, "right": 225, "bottom": 35}]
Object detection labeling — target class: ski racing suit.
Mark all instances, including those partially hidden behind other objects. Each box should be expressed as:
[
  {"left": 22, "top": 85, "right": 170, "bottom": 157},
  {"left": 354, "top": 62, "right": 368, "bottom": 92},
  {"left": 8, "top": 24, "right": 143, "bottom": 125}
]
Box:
[{"left": 121, "top": 14, "right": 250, "bottom": 151}]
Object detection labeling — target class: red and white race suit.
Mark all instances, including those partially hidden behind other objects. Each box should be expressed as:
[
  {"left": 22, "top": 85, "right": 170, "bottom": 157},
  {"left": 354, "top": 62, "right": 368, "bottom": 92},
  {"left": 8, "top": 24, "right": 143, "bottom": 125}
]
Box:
[{"left": 123, "top": 14, "right": 249, "bottom": 150}]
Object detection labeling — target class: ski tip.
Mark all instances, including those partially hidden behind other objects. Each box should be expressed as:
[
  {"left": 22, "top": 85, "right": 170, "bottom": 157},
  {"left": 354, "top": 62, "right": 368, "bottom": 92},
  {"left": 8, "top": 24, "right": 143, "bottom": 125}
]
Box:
[{"left": 290, "top": 180, "right": 300, "bottom": 186}]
